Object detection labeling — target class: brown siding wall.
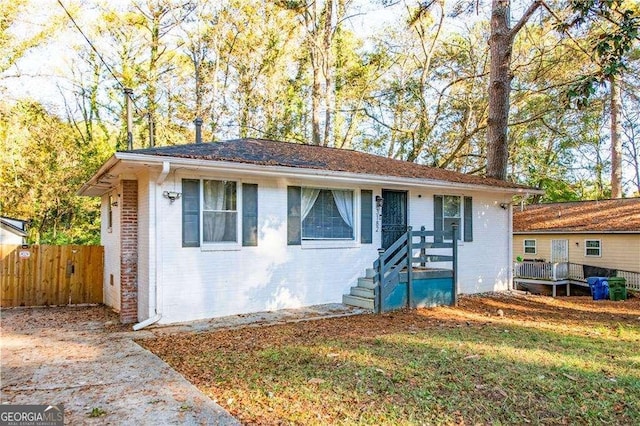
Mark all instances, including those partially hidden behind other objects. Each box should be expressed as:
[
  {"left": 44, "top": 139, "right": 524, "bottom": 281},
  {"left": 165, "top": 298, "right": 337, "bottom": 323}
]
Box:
[
  {"left": 513, "top": 233, "right": 640, "bottom": 272},
  {"left": 120, "top": 180, "right": 138, "bottom": 324}
]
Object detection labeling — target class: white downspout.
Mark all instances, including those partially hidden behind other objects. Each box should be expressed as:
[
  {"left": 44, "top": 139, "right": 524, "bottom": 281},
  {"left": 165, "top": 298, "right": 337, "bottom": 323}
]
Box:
[{"left": 133, "top": 162, "right": 169, "bottom": 330}]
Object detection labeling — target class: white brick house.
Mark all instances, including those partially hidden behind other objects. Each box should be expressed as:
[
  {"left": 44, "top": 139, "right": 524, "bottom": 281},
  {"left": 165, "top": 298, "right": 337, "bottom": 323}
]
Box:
[{"left": 79, "top": 138, "right": 539, "bottom": 326}]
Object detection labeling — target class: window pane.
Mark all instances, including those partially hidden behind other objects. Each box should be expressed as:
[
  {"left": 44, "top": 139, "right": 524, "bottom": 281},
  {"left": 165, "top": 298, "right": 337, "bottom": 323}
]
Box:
[
  {"left": 203, "top": 212, "right": 237, "bottom": 242},
  {"left": 443, "top": 196, "right": 460, "bottom": 218},
  {"left": 203, "top": 180, "right": 236, "bottom": 211},
  {"left": 302, "top": 189, "right": 353, "bottom": 239},
  {"left": 586, "top": 240, "right": 600, "bottom": 248}
]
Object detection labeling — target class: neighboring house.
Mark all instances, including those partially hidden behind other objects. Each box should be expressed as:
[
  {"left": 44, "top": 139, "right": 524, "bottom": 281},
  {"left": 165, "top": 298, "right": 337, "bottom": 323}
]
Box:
[
  {"left": 513, "top": 198, "right": 640, "bottom": 274},
  {"left": 79, "top": 138, "right": 538, "bottom": 325},
  {"left": 0, "top": 216, "right": 28, "bottom": 245}
]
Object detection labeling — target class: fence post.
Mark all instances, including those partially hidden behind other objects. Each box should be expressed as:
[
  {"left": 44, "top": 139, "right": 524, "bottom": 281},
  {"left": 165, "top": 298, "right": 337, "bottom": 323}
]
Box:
[
  {"left": 420, "top": 226, "right": 426, "bottom": 267},
  {"left": 376, "top": 248, "right": 385, "bottom": 314},
  {"left": 452, "top": 224, "right": 458, "bottom": 307},
  {"left": 407, "top": 226, "right": 413, "bottom": 309}
]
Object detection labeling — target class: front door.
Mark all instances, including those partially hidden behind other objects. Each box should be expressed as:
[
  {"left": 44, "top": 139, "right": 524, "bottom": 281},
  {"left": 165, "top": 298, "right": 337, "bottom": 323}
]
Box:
[
  {"left": 381, "top": 189, "right": 407, "bottom": 249},
  {"left": 551, "top": 239, "right": 569, "bottom": 263}
]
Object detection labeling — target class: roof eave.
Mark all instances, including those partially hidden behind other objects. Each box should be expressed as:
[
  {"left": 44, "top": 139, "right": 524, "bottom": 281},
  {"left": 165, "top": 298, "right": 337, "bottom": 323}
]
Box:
[
  {"left": 108, "top": 152, "right": 541, "bottom": 195},
  {"left": 0, "top": 221, "right": 28, "bottom": 237},
  {"left": 514, "top": 230, "right": 639, "bottom": 234},
  {"left": 77, "top": 155, "right": 121, "bottom": 197}
]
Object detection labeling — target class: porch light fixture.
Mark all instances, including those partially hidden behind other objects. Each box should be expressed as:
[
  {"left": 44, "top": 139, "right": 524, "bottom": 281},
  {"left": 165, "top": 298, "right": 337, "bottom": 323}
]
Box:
[
  {"left": 375, "top": 195, "right": 384, "bottom": 209},
  {"left": 163, "top": 191, "right": 181, "bottom": 203},
  {"left": 499, "top": 203, "right": 509, "bottom": 210}
]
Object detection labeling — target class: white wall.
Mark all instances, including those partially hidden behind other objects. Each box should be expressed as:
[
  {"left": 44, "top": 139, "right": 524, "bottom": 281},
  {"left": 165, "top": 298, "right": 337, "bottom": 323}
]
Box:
[
  {"left": 406, "top": 189, "right": 512, "bottom": 294},
  {"left": 142, "top": 169, "right": 514, "bottom": 324},
  {"left": 0, "top": 228, "right": 25, "bottom": 245},
  {"left": 456, "top": 191, "right": 512, "bottom": 293},
  {"left": 101, "top": 187, "right": 121, "bottom": 310},
  {"left": 155, "top": 174, "right": 379, "bottom": 323}
]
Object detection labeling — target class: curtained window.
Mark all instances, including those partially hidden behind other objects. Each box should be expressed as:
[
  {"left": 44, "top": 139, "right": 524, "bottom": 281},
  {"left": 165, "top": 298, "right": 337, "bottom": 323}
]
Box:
[
  {"left": 203, "top": 180, "right": 237, "bottom": 243},
  {"left": 301, "top": 188, "right": 354, "bottom": 240}
]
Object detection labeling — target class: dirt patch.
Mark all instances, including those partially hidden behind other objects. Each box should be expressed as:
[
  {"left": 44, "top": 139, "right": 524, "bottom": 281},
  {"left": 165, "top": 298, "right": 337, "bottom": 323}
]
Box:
[{"left": 0, "top": 304, "right": 126, "bottom": 333}]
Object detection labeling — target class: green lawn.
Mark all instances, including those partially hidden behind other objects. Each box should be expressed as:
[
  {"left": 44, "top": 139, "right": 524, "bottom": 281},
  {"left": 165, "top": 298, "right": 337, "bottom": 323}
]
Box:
[{"left": 141, "top": 294, "right": 640, "bottom": 425}]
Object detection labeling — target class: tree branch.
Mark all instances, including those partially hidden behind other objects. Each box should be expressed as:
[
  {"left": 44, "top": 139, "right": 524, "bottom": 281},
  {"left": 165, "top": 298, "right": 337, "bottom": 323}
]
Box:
[{"left": 509, "top": 0, "right": 543, "bottom": 39}]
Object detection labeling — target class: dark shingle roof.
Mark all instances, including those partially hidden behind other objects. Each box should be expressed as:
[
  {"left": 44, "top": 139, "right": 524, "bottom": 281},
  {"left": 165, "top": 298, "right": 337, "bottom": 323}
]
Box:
[
  {"left": 128, "top": 138, "right": 534, "bottom": 191},
  {"left": 513, "top": 198, "right": 640, "bottom": 233}
]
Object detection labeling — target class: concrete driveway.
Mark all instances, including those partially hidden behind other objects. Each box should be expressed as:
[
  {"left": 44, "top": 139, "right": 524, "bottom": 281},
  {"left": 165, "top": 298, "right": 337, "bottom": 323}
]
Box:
[{"left": 0, "top": 306, "right": 239, "bottom": 425}]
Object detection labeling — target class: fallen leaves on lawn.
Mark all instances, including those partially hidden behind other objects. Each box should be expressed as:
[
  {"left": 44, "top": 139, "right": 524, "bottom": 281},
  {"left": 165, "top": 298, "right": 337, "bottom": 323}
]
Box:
[{"left": 139, "top": 294, "right": 640, "bottom": 425}]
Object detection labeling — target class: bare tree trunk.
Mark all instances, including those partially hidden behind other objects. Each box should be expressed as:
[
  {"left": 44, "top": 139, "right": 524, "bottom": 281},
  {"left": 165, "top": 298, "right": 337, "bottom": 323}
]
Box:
[
  {"left": 322, "top": 0, "right": 333, "bottom": 147},
  {"left": 486, "top": 0, "right": 513, "bottom": 180},
  {"left": 486, "top": 0, "right": 542, "bottom": 180},
  {"left": 610, "top": 75, "right": 623, "bottom": 198},
  {"left": 307, "top": 2, "right": 322, "bottom": 146}
]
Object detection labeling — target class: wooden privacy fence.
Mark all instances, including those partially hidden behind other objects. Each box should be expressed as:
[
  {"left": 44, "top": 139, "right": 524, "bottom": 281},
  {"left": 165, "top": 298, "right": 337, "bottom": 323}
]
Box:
[{"left": 0, "top": 245, "right": 103, "bottom": 307}]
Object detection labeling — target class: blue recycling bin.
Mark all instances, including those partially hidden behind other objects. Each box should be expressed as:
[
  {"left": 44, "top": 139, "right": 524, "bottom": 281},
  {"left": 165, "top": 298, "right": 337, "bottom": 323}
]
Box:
[{"left": 587, "top": 277, "right": 610, "bottom": 300}]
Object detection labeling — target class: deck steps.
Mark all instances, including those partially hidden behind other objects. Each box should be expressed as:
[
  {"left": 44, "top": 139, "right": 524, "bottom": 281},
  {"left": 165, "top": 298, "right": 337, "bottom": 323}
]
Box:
[
  {"left": 342, "top": 294, "right": 375, "bottom": 310},
  {"left": 350, "top": 286, "right": 374, "bottom": 298},
  {"left": 357, "top": 277, "right": 376, "bottom": 289},
  {"left": 343, "top": 269, "right": 377, "bottom": 310}
]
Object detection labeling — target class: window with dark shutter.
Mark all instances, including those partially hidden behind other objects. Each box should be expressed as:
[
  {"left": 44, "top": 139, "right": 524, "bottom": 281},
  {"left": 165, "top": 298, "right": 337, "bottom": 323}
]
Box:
[
  {"left": 182, "top": 179, "right": 200, "bottom": 247},
  {"left": 242, "top": 183, "right": 258, "bottom": 246},
  {"left": 287, "top": 186, "right": 301, "bottom": 245},
  {"left": 464, "top": 196, "right": 473, "bottom": 242},
  {"left": 361, "top": 190, "right": 373, "bottom": 244}
]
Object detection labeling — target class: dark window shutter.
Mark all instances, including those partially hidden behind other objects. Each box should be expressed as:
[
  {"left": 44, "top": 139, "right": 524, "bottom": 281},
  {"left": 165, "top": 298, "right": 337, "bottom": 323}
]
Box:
[
  {"left": 360, "top": 190, "right": 373, "bottom": 244},
  {"left": 182, "top": 179, "right": 200, "bottom": 247},
  {"left": 434, "top": 195, "right": 443, "bottom": 243},
  {"left": 464, "top": 196, "right": 473, "bottom": 242},
  {"left": 287, "top": 186, "right": 301, "bottom": 245},
  {"left": 242, "top": 183, "right": 258, "bottom": 246}
]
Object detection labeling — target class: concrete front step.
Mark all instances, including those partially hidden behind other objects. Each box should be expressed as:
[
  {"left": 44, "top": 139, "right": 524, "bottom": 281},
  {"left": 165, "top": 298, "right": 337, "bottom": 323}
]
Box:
[
  {"left": 357, "top": 277, "right": 376, "bottom": 289},
  {"left": 365, "top": 268, "right": 376, "bottom": 278},
  {"left": 342, "top": 294, "right": 375, "bottom": 310},
  {"left": 350, "top": 286, "right": 374, "bottom": 298}
]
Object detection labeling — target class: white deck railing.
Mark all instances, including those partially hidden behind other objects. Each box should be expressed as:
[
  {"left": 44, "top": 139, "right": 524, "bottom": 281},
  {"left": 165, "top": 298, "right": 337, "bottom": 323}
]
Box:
[
  {"left": 513, "top": 262, "right": 640, "bottom": 291},
  {"left": 513, "top": 262, "right": 569, "bottom": 281}
]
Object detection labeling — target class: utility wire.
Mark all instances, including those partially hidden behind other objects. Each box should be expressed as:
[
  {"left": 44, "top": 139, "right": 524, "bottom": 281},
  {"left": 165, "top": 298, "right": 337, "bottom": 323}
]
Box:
[{"left": 56, "top": 0, "right": 140, "bottom": 113}]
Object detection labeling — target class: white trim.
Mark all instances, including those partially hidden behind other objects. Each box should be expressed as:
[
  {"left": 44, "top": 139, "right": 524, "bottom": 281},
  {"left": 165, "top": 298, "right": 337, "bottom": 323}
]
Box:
[
  {"left": 508, "top": 203, "right": 514, "bottom": 289},
  {"left": 301, "top": 240, "right": 361, "bottom": 249},
  {"left": 584, "top": 239, "right": 602, "bottom": 257},
  {"left": 199, "top": 179, "right": 241, "bottom": 247},
  {"left": 79, "top": 153, "right": 542, "bottom": 197},
  {"left": 300, "top": 187, "right": 357, "bottom": 242},
  {"left": 523, "top": 239, "right": 537, "bottom": 255},
  {"left": 514, "top": 231, "right": 639, "bottom": 235}
]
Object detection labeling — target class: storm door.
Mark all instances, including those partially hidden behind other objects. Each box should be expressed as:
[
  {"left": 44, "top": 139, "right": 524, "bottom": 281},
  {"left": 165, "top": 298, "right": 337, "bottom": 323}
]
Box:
[
  {"left": 381, "top": 190, "right": 407, "bottom": 250},
  {"left": 551, "top": 239, "right": 569, "bottom": 263}
]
